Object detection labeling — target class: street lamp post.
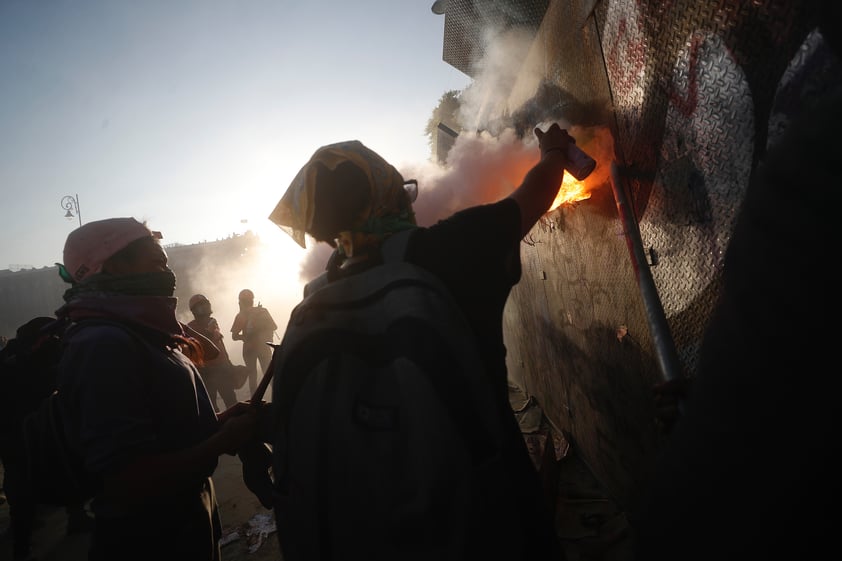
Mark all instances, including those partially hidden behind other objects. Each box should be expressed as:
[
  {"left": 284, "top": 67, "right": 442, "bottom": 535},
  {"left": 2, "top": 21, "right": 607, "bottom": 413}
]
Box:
[{"left": 61, "top": 194, "right": 82, "bottom": 227}]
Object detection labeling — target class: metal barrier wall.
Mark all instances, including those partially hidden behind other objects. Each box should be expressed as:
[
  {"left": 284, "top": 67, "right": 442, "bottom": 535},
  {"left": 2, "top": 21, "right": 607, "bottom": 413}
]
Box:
[{"left": 442, "top": 0, "right": 840, "bottom": 513}]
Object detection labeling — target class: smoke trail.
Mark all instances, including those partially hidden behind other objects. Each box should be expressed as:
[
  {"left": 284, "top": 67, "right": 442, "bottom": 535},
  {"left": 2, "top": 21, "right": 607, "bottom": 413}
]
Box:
[
  {"left": 296, "top": 20, "right": 616, "bottom": 282},
  {"left": 402, "top": 128, "right": 536, "bottom": 226},
  {"left": 457, "top": 26, "right": 537, "bottom": 133}
]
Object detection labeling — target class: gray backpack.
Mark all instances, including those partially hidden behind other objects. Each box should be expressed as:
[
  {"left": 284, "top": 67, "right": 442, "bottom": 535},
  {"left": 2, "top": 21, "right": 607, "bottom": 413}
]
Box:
[{"left": 270, "top": 228, "right": 506, "bottom": 561}]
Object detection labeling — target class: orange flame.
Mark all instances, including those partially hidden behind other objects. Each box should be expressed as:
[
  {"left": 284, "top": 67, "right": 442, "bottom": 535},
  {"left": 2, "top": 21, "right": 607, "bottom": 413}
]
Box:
[{"left": 548, "top": 174, "right": 592, "bottom": 212}]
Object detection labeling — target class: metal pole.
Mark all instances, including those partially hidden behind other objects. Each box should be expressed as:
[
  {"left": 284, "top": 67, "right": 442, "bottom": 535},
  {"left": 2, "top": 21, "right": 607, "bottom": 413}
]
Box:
[
  {"left": 609, "top": 162, "right": 684, "bottom": 384},
  {"left": 74, "top": 193, "right": 81, "bottom": 227}
]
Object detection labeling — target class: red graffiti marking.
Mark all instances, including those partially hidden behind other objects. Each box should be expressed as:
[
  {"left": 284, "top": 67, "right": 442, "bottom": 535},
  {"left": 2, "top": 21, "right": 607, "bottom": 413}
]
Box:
[
  {"left": 667, "top": 33, "right": 703, "bottom": 117},
  {"left": 606, "top": 16, "right": 648, "bottom": 95}
]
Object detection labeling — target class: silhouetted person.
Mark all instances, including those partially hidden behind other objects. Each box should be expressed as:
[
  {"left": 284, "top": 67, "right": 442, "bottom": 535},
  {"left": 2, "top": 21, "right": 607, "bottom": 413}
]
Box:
[
  {"left": 55, "top": 217, "right": 259, "bottom": 561},
  {"left": 188, "top": 294, "right": 238, "bottom": 412},
  {"left": 230, "top": 288, "right": 276, "bottom": 396},
  {"left": 255, "top": 124, "right": 580, "bottom": 559},
  {"left": 0, "top": 316, "right": 93, "bottom": 561},
  {"left": 634, "top": 13, "right": 842, "bottom": 560}
]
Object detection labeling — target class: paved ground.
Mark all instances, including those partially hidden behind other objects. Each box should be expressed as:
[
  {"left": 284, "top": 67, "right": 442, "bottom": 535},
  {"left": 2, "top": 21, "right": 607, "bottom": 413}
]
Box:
[
  {"left": 553, "top": 448, "right": 635, "bottom": 561},
  {"left": 1, "top": 389, "right": 634, "bottom": 561},
  {"left": 0, "top": 446, "right": 635, "bottom": 561},
  {"left": 0, "top": 453, "right": 282, "bottom": 561}
]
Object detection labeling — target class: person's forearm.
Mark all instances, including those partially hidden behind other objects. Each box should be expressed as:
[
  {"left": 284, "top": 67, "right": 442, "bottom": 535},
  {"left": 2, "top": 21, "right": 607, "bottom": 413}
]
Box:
[
  {"left": 508, "top": 151, "right": 568, "bottom": 238},
  {"left": 100, "top": 431, "right": 234, "bottom": 506}
]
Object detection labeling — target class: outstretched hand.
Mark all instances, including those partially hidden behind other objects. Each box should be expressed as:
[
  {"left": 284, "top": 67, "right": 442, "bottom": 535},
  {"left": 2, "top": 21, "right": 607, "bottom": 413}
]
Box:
[
  {"left": 534, "top": 123, "right": 573, "bottom": 159},
  {"left": 217, "top": 401, "right": 258, "bottom": 455},
  {"left": 652, "top": 377, "right": 692, "bottom": 433},
  {"left": 508, "top": 122, "right": 577, "bottom": 238}
]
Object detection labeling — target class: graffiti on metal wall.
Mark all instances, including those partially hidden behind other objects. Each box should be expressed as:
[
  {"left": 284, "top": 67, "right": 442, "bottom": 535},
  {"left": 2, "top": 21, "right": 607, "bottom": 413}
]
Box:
[
  {"left": 599, "top": 0, "right": 839, "bottom": 375},
  {"left": 643, "top": 32, "right": 753, "bottom": 317}
]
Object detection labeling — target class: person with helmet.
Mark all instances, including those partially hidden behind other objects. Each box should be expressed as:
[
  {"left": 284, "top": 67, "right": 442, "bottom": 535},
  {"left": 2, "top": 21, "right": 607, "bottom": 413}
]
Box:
[
  {"left": 230, "top": 288, "right": 276, "bottom": 395},
  {"left": 187, "top": 294, "right": 238, "bottom": 412}
]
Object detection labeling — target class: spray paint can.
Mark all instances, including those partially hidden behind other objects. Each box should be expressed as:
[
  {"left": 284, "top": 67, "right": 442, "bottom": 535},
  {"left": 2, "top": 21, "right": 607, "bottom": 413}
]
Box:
[{"left": 565, "top": 141, "right": 597, "bottom": 181}]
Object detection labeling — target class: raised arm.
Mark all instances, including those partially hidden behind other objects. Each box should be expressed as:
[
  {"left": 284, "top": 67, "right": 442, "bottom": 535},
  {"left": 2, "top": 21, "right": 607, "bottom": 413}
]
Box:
[{"left": 506, "top": 123, "right": 573, "bottom": 238}]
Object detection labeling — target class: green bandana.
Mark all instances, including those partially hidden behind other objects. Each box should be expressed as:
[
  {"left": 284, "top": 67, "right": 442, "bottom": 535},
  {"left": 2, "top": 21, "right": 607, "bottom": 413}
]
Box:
[{"left": 63, "top": 269, "right": 177, "bottom": 302}]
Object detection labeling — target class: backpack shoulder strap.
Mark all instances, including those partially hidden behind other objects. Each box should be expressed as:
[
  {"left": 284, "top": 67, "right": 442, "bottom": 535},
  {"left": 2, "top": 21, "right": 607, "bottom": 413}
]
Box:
[
  {"left": 379, "top": 228, "right": 415, "bottom": 264},
  {"left": 63, "top": 319, "right": 159, "bottom": 359},
  {"left": 303, "top": 228, "right": 419, "bottom": 298},
  {"left": 303, "top": 273, "right": 329, "bottom": 299}
]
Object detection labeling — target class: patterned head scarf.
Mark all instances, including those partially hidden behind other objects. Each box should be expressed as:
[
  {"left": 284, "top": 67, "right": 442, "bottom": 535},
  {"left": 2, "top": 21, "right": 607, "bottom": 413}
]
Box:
[{"left": 269, "top": 140, "right": 416, "bottom": 248}]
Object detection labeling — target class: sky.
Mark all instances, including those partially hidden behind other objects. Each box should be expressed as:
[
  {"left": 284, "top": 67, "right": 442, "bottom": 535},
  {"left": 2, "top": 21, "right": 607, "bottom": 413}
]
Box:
[{"left": 0, "top": 0, "right": 471, "bottom": 272}]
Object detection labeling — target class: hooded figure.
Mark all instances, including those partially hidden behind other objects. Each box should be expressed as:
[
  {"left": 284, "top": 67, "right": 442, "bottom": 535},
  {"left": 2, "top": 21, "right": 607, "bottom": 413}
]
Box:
[
  {"left": 269, "top": 140, "right": 417, "bottom": 271},
  {"left": 259, "top": 128, "right": 574, "bottom": 560}
]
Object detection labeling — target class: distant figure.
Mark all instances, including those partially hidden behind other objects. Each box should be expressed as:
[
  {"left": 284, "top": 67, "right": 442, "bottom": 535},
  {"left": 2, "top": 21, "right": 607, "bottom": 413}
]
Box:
[
  {"left": 187, "top": 294, "right": 238, "bottom": 412},
  {"left": 0, "top": 316, "right": 93, "bottom": 561},
  {"left": 54, "top": 217, "right": 258, "bottom": 561},
  {"left": 230, "top": 288, "right": 276, "bottom": 396}
]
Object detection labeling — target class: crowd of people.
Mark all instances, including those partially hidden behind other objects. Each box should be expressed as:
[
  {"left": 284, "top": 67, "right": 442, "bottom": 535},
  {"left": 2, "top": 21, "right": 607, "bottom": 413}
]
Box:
[
  {"left": 2, "top": 34, "right": 840, "bottom": 554},
  {"left": 0, "top": 122, "right": 574, "bottom": 560},
  {"left": 0, "top": 284, "right": 278, "bottom": 560}
]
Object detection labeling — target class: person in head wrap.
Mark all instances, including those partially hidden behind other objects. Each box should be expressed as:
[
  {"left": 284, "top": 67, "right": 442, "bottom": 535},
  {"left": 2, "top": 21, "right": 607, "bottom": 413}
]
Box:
[
  {"left": 269, "top": 139, "right": 418, "bottom": 271},
  {"left": 263, "top": 124, "right": 576, "bottom": 559},
  {"left": 54, "top": 217, "right": 259, "bottom": 561}
]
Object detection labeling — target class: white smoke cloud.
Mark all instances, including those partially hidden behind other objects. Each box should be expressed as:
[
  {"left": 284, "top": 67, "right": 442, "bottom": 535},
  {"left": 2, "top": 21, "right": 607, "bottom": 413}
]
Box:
[
  {"left": 401, "top": 128, "right": 538, "bottom": 226},
  {"left": 457, "top": 26, "right": 542, "bottom": 133},
  {"left": 293, "top": 21, "right": 616, "bottom": 284}
]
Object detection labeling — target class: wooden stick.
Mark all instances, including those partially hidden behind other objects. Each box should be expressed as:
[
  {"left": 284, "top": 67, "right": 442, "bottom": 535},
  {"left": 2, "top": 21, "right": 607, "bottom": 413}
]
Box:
[{"left": 250, "top": 342, "right": 279, "bottom": 403}]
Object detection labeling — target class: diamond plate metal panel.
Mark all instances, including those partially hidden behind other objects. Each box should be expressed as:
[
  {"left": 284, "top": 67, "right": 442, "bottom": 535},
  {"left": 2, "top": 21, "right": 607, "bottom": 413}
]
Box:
[
  {"left": 442, "top": 0, "right": 549, "bottom": 76},
  {"left": 639, "top": 31, "right": 756, "bottom": 379},
  {"left": 437, "top": 0, "right": 839, "bottom": 517}
]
